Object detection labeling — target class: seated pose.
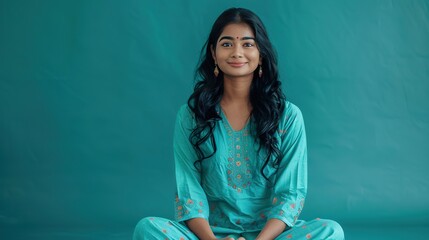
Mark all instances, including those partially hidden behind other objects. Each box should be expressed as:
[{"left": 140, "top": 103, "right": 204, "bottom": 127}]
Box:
[{"left": 134, "top": 7, "right": 344, "bottom": 240}]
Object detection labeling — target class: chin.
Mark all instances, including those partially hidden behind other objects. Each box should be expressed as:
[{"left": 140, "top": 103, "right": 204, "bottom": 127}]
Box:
[{"left": 224, "top": 73, "right": 255, "bottom": 79}]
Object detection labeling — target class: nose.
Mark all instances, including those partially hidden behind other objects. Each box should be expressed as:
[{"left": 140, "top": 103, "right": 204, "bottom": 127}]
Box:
[{"left": 231, "top": 45, "right": 243, "bottom": 58}]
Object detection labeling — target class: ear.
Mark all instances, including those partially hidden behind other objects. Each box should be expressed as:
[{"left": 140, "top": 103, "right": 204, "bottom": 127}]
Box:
[{"left": 210, "top": 44, "right": 216, "bottom": 63}]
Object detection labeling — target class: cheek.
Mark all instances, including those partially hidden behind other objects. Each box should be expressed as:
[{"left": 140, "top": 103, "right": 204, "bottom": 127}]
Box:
[
  {"left": 215, "top": 49, "right": 229, "bottom": 59},
  {"left": 249, "top": 51, "right": 260, "bottom": 61}
]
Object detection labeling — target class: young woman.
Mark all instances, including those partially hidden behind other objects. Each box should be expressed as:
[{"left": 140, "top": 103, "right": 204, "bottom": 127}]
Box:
[{"left": 134, "top": 8, "right": 344, "bottom": 240}]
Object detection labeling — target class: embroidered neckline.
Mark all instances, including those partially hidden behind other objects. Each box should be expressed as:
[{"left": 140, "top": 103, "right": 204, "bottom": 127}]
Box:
[{"left": 218, "top": 108, "right": 251, "bottom": 134}]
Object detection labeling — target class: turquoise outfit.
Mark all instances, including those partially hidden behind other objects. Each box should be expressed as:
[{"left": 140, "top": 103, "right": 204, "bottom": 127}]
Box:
[{"left": 134, "top": 102, "right": 344, "bottom": 239}]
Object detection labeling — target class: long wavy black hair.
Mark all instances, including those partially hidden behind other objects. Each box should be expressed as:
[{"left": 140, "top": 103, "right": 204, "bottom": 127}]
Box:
[{"left": 187, "top": 8, "right": 286, "bottom": 181}]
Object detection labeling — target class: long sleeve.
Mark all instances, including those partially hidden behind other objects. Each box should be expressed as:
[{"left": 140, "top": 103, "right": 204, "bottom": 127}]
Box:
[
  {"left": 267, "top": 102, "right": 308, "bottom": 227},
  {"left": 173, "top": 105, "right": 210, "bottom": 222}
]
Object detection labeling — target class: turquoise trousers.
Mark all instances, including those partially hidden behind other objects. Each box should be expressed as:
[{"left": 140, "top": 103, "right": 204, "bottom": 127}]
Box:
[{"left": 133, "top": 217, "right": 344, "bottom": 240}]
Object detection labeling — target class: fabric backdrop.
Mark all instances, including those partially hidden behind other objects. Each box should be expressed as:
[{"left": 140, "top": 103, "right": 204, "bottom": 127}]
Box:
[{"left": 1, "top": 0, "right": 428, "bottom": 235}]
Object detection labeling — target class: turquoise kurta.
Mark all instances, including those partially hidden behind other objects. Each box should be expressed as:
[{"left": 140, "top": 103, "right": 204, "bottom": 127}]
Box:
[
  {"left": 133, "top": 101, "right": 344, "bottom": 239},
  {"left": 174, "top": 101, "right": 306, "bottom": 233}
]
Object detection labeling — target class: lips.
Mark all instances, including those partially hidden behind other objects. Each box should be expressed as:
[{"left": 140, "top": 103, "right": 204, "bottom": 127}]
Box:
[{"left": 227, "top": 62, "right": 247, "bottom": 67}]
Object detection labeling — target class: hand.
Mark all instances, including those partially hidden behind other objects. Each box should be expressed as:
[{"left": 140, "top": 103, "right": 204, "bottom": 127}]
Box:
[{"left": 217, "top": 237, "right": 246, "bottom": 240}]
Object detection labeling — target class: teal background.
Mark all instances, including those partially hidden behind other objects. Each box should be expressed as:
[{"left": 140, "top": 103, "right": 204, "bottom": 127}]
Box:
[{"left": 1, "top": 0, "right": 428, "bottom": 239}]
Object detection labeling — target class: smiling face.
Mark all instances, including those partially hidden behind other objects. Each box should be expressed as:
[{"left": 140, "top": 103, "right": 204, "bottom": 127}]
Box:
[{"left": 211, "top": 22, "right": 261, "bottom": 80}]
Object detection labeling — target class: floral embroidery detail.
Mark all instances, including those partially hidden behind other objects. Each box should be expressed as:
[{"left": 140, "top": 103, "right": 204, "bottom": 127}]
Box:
[
  {"left": 220, "top": 112, "right": 255, "bottom": 193},
  {"left": 306, "top": 233, "right": 312, "bottom": 239},
  {"left": 272, "top": 197, "right": 278, "bottom": 204},
  {"left": 175, "top": 195, "right": 205, "bottom": 220},
  {"left": 269, "top": 195, "right": 306, "bottom": 225},
  {"left": 290, "top": 198, "right": 306, "bottom": 224},
  {"left": 286, "top": 234, "right": 293, "bottom": 239}
]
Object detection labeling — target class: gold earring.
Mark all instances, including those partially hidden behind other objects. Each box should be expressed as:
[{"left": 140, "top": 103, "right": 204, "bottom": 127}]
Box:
[
  {"left": 214, "top": 64, "right": 219, "bottom": 77},
  {"left": 258, "top": 65, "right": 263, "bottom": 78}
]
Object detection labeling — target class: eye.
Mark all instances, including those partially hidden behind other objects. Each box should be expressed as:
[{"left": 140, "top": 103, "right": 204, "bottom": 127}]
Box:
[
  {"left": 243, "top": 42, "right": 255, "bottom": 47},
  {"left": 221, "top": 42, "right": 233, "bottom": 47}
]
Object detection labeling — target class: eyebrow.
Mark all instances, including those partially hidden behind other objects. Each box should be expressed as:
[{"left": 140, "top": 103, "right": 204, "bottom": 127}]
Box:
[{"left": 218, "top": 36, "right": 255, "bottom": 42}]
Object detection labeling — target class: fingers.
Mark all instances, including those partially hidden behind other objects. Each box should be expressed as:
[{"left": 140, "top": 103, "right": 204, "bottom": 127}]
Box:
[{"left": 218, "top": 236, "right": 245, "bottom": 240}]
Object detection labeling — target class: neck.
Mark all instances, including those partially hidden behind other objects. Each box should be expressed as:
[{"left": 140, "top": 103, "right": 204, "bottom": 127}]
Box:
[{"left": 221, "top": 75, "right": 252, "bottom": 106}]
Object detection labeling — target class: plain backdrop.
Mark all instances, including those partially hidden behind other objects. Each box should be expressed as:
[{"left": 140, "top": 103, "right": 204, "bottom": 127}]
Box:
[{"left": 1, "top": 0, "right": 428, "bottom": 237}]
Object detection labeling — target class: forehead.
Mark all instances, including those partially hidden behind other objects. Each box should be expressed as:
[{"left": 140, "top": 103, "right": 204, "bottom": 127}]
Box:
[{"left": 219, "top": 23, "right": 255, "bottom": 38}]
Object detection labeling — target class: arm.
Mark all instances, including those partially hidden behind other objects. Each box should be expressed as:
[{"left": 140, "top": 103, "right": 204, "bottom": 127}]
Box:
[
  {"left": 255, "top": 219, "right": 287, "bottom": 240},
  {"left": 173, "top": 105, "right": 216, "bottom": 239},
  {"left": 186, "top": 219, "right": 237, "bottom": 240},
  {"left": 186, "top": 218, "right": 217, "bottom": 240},
  {"left": 263, "top": 103, "right": 308, "bottom": 238}
]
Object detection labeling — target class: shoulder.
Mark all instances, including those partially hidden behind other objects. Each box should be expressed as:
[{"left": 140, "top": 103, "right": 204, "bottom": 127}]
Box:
[
  {"left": 279, "top": 101, "right": 305, "bottom": 131},
  {"left": 177, "top": 104, "right": 192, "bottom": 117},
  {"left": 175, "top": 104, "right": 196, "bottom": 128},
  {"left": 282, "top": 101, "right": 304, "bottom": 121}
]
